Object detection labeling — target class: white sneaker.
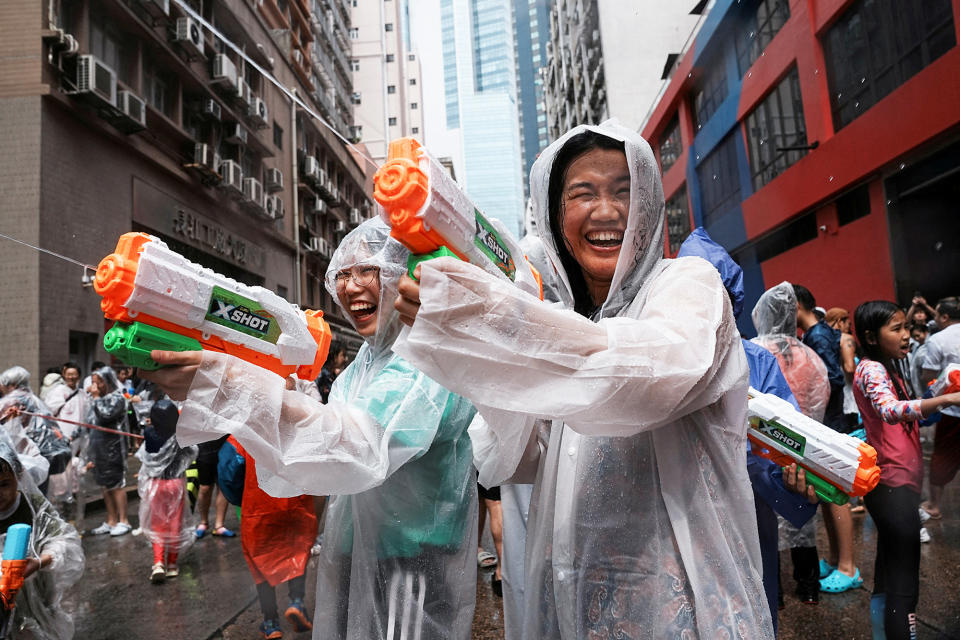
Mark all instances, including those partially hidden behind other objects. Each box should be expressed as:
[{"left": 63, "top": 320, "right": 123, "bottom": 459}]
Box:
[
  {"left": 919, "top": 507, "right": 932, "bottom": 523},
  {"left": 90, "top": 522, "right": 111, "bottom": 535},
  {"left": 109, "top": 522, "right": 132, "bottom": 536},
  {"left": 920, "top": 527, "right": 931, "bottom": 543},
  {"left": 150, "top": 563, "right": 166, "bottom": 584}
]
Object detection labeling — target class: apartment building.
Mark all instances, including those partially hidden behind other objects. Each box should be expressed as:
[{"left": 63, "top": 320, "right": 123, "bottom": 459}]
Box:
[{"left": 0, "top": 0, "right": 373, "bottom": 377}]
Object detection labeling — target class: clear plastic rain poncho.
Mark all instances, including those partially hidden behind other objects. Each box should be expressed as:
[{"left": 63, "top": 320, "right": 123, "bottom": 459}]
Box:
[
  {"left": 135, "top": 400, "right": 198, "bottom": 557},
  {"left": 0, "top": 431, "right": 84, "bottom": 640},
  {"left": 393, "top": 120, "right": 773, "bottom": 638},
  {"left": 750, "top": 283, "right": 829, "bottom": 550},
  {"left": 0, "top": 368, "right": 56, "bottom": 488},
  {"left": 751, "top": 282, "right": 830, "bottom": 421},
  {"left": 177, "top": 218, "right": 479, "bottom": 640},
  {"left": 84, "top": 367, "right": 128, "bottom": 490}
]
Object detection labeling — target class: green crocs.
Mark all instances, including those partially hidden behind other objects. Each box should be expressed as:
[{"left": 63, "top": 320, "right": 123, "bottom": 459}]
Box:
[{"left": 820, "top": 568, "right": 863, "bottom": 593}]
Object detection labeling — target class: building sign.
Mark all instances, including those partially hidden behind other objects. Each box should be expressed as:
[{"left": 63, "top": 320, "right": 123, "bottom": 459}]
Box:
[{"left": 133, "top": 178, "right": 266, "bottom": 273}]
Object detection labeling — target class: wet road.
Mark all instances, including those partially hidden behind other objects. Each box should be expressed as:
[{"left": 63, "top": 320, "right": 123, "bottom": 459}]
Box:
[{"left": 65, "top": 438, "right": 958, "bottom": 639}]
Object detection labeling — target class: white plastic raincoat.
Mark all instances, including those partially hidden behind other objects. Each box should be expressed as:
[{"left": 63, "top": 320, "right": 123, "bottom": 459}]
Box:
[
  {"left": 0, "top": 432, "right": 84, "bottom": 640},
  {"left": 177, "top": 218, "right": 478, "bottom": 640},
  {"left": 394, "top": 121, "right": 774, "bottom": 638}
]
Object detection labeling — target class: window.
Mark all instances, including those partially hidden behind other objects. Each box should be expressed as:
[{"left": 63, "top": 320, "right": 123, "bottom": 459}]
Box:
[
  {"left": 273, "top": 122, "right": 283, "bottom": 150},
  {"left": 388, "top": 117, "right": 397, "bottom": 125},
  {"left": 410, "top": 102, "right": 417, "bottom": 109},
  {"left": 412, "top": 127, "right": 419, "bottom": 134},
  {"left": 143, "top": 62, "right": 176, "bottom": 119},
  {"left": 692, "top": 63, "right": 728, "bottom": 131},
  {"left": 754, "top": 212, "right": 817, "bottom": 262},
  {"left": 665, "top": 186, "right": 692, "bottom": 256},
  {"left": 89, "top": 6, "right": 136, "bottom": 86},
  {"left": 387, "top": 85, "right": 396, "bottom": 94},
  {"left": 351, "top": 92, "right": 361, "bottom": 104},
  {"left": 386, "top": 54, "right": 395, "bottom": 62},
  {"left": 385, "top": 23, "right": 394, "bottom": 32},
  {"left": 836, "top": 184, "right": 871, "bottom": 225},
  {"left": 745, "top": 67, "right": 808, "bottom": 190},
  {"left": 351, "top": 59, "right": 360, "bottom": 71},
  {"left": 349, "top": 27, "right": 359, "bottom": 40},
  {"left": 658, "top": 115, "right": 682, "bottom": 172},
  {"left": 735, "top": 0, "right": 790, "bottom": 76},
  {"left": 824, "top": 0, "right": 955, "bottom": 130},
  {"left": 409, "top": 78, "right": 417, "bottom": 85},
  {"left": 696, "top": 132, "right": 741, "bottom": 226}
]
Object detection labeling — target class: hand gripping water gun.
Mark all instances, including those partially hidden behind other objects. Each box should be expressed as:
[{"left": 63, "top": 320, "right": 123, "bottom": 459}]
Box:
[
  {"left": 747, "top": 388, "right": 881, "bottom": 505},
  {"left": 373, "top": 137, "right": 543, "bottom": 299},
  {"left": 928, "top": 363, "right": 960, "bottom": 397},
  {"left": 0, "top": 524, "right": 31, "bottom": 638},
  {"left": 94, "top": 232, "right": 332, "bottom": 379}
]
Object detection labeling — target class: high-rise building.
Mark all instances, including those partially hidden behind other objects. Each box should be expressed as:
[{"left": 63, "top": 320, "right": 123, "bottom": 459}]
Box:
[
  {"left": 543, "top": 0, "right": 703, "bottom": 139},
  {"left": 513, "top": 0, "right": 551, "bottom": 199},
  {"left": 0, "top": 0, "right": 373, "bottom": 378},
  {"left": 440, "top": 0, "right": 526, "bottom": 236},
  {"left": 642, "top": 0, "right": 960, "bottom": 335},
  {"left": 350, "top": 0, "right": 424, "bottom": 164}
]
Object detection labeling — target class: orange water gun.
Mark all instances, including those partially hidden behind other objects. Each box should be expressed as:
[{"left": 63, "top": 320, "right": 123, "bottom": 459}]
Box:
[
  {"left": 0, "top": 523, "right": 31, "bottom": 637},
  {"left": 373, "top": 138, "right": 543, "bottom": 299},
  {"left": 94, "top": 232, "right": 331, "bottom": 379}
]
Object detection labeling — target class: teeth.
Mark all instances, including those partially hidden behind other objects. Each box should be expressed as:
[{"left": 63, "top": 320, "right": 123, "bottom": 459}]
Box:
[
  {"left": 586, "top": 231, "right": 623, "bottom": 242},
  {"left": 350, "top": 302, "right": 375, "bottom": 312}
]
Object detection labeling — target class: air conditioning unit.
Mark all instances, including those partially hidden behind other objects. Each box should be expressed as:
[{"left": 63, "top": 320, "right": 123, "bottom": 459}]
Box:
[
  {"left": 302, "top": 156, "right": 321, "bottom": 183},
  {"left": 307, "top": 236, "right": 322, "bottom": 253},
  {"left": 192, "top": 142, "right": 218, "bottom": 172},
  {"left": 72, "top": 54, "right": 116, "bottom": 108},
  {"left": 242, "top": 177, "right": 264, "bottom": 209},
  {"left": 201, "top": 98, "right": 221, "bottom": 121},
  {"left": 112, "top": 90, "right": 147, "bottom": 133},
  {"left": 138, "top": 0, "right": 169, "bottom": 18},
  {"left": 311, "top": 198, "right": 327, "bottom": 215},
  {"left": 293, "top": 49, "right": 304, "bottom": 67},
  {"left": 264, "top": 194, "right": 285, "bottom": 219},
  {"left": 212, "top": 54, "right": 237, "bottom": 90},
  {"left": 174, "top": 17, "right": 204, "bottom": 58},
  {"left": 349, "top": 208, "right": 361, "bottom": 225},
  {"left": 329, "top": 187, "right": 339, "bottom": 204},
  {"left": 235, "top": 77, "right": 251, "bottom": 107},
  {"left": 225, "top": 123, "right": 248, "bottom": 145},
  {"left": 249, "top": 96, "right": 268, "bottom": 127},
  {"left": 334, "top": 220, "right": 347, "bottom": 233},
  {"left": 218, "top": 159, "right": 243, "bottom": 194},
  {"left": 317, "top": 175, "right": 331, "bottom": 197},
  {"left": 265, "top": 167, "right": 283, "bottom": 192}
]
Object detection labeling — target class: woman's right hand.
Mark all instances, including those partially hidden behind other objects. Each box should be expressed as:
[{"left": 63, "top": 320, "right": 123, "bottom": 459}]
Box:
[{"left": 139, "top": 351, "right": 203, "bottom": 401}]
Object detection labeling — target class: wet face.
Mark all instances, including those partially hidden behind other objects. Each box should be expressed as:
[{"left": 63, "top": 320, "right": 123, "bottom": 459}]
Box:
[
  {"left": 62, "top": 367, "right": 80, "bottom": 390},
  {"left": 91, "top": 374, "right": 109, "bottom": 397},
  {"left": 0, "top": 469, "right": 18, "bottom": 513},
  {"left": 335, "top": 266, "right": 382, "bottom": 337},
  {"left": 559, "top": 148, "right": 630, "bottom": 303},
  {"left": 873, "top": 310, "right": 910, "bottom": 361}
]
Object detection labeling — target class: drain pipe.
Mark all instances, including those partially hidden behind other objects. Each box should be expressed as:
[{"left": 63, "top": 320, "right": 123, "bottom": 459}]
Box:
[{"left": 290, "top": 87, "right": 302, "bottom": 306}]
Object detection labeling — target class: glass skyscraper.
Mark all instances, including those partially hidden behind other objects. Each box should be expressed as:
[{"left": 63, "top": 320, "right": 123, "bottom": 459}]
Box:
[
  {"left": 513, "top": 0, "right": 551, "bottom": 199},
  {"left": 440, "top": 0, "right": 525, "bottom": 236}
]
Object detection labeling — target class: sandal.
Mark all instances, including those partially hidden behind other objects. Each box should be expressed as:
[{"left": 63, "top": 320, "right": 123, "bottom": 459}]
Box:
[
  {"left": 920, "top": 503, "right": 942, "bottom": 520},
  {"left": 477, "top": 549, "right": 498, "bottom": 569},
  {"left": 212, "top": 526, "right": 236, "bottom": 537},
  {"left": 195, "top": 524, "right": 208, "bottom": 539},
  {"left": 819, "top": 559, "right": 836, "bottom": 579},
  {"left": 820, "top": 568, "right": 862, "bottom": 593}
]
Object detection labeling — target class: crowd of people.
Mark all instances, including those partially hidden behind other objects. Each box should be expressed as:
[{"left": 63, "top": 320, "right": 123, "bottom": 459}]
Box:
[{"left": 0, "top": 121, "right": 958, "bottom": 639}]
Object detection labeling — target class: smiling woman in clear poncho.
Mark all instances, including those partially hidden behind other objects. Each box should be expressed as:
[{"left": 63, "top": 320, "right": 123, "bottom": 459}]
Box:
[
  {"left": 143, "top": 218, "right": 479, "bottom": 640},
  {"left": 393, "top": 121, "right": 774, "bottom": 638}
]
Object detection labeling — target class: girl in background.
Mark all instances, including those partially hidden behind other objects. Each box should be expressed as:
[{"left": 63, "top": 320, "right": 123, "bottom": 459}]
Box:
[{"left": 853, "top": 301, "right": 960, "bottom": 639}]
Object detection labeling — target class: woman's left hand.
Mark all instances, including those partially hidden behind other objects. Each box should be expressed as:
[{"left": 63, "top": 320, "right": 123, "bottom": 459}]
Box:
[
  {"left": 783, "top": 463, "right": 818, "bottom": 504},
  {"left": 139, "top": 351, "right": 203, "bottom": 401},
  {"left": 395, "top": 266, "right": 422, "bottom": 327}
]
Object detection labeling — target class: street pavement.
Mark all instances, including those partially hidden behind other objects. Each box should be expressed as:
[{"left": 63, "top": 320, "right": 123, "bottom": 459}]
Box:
[{"left": 63, "top": 437, "right": 959, "bottom": 639}]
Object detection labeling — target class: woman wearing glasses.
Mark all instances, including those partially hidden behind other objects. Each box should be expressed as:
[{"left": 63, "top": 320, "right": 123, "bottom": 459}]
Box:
[{"left": 143, "top": 218, "right": 479, "bottom": 640}]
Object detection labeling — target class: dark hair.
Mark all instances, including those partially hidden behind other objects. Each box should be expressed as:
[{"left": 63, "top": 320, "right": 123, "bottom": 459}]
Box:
[
  {"left": 0, "top": 459, "right": 14, "bottom": 477},
  {"left": 910, "top": 322, "right": 928, "bottom": 333},
  {"left": 324, "top": 340, "right": 347, "bottom": 367},
  {"left": 936, "top": 296, "right": 960, "bottom": 320},
  {"left": 792, "top": 284, "right": 816, "bottom": 312},
  {"left": 61, "top": 361, "right": 81, "bottom": 375},
  {"left": 854, "top": 300, "right": 913, "bottom": 401},
  {"left": 547, "top": 130, "right": 626, "bottom": 317},
  {"left": 91, "top": 361, "right": 106, "bottom": 371}
]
